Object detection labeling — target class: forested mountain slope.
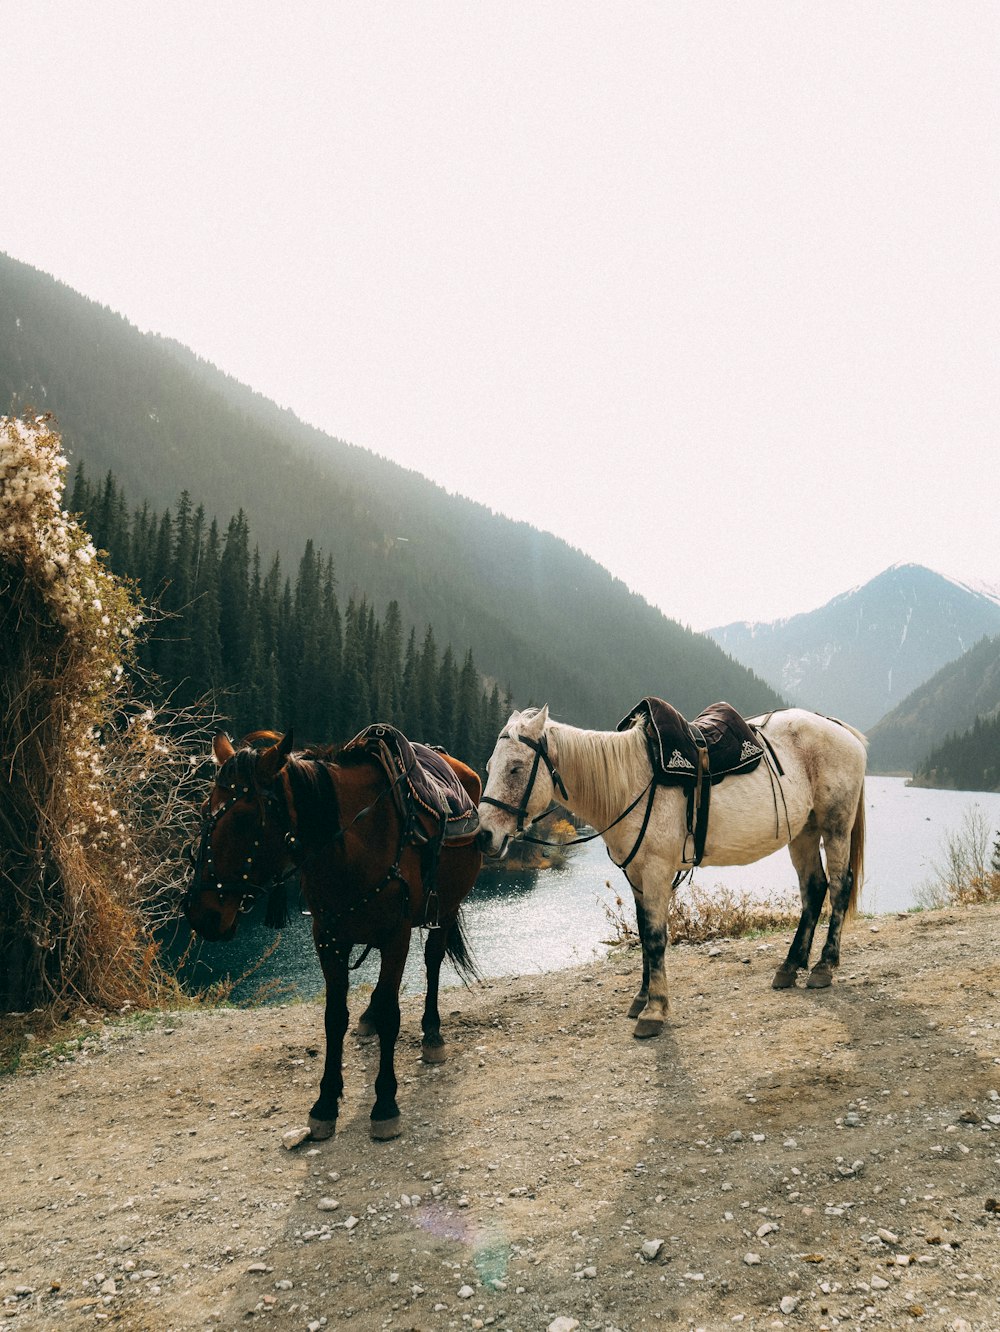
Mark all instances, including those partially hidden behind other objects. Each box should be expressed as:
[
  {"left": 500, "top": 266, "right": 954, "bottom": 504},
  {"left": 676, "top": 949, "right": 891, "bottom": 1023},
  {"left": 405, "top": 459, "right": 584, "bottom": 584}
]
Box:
[
  {"left": 867, "top": 633, "right": 1000, "bottom": 774},
  {"left": 911, "top": 712, "right": 1000, "bottom": 792},
  {"left": 0, "top": 252, "right": 781, "bottom": 725},
  {"left": 708, "top": 564, "right": 1000, "bottom": 732}
]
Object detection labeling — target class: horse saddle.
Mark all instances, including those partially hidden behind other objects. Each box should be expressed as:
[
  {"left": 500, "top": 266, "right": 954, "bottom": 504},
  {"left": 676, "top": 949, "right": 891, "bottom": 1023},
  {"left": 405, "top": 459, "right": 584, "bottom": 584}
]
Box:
[
  {"left": 616, "top": 699, "right": 765, "bottom": 868},
  {"left": 343, "top": 723, "right": 480, "bottom": 845},
  {"left": 618, "top": 698, "right": 765, "bottom": 788}
]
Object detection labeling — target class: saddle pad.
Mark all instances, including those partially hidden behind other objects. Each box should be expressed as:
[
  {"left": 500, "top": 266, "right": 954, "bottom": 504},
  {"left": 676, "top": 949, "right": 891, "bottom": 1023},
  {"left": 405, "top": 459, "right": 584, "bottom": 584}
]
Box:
[
  {"left": 617, "top": 698, "right": 764, "bottom": 787},
  {"left": 345, "top": 724, "right": 479, "bottom": 837}
]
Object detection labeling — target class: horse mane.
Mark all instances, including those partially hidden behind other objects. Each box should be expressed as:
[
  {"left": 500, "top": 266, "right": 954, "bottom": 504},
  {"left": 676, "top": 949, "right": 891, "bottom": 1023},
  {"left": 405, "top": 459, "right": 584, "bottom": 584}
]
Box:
[
  {"left": 282, "top": 755, "right": 341, "bottom": 842},
  {"left": 238, "top": 729, "right": 284, "bottom": 748},
  {"left": 229, "top": 734, "right": 340, "bottom": 840},
  {"left": 548, "top": 715, "right": 650, "bottom": 828}
]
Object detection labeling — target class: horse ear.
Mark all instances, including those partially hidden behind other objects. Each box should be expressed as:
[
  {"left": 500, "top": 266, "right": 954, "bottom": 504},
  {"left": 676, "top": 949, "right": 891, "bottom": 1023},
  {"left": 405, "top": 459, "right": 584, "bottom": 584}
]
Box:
[
  {"left": 213, "top": 734, "right": 235, "bottom": 765},
  {"left": 257, "top": 730, "right": 294, "bottom": 784},
  {"left": 523, "top": 705, "right": 549, "bottom": 738}
]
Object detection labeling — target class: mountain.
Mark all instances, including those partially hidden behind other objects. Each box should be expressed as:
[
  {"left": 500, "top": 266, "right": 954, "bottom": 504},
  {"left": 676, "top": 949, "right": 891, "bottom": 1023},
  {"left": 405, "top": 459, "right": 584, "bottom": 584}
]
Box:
[
  {"left": 0, "top": 251, "right": 782, "bottom": 728},
  {"left": 867, "top": 633, "right": 1000, "bottom": 775},
  {"left": 707, "top": 564, "right": 1000, "bottom": 734}
]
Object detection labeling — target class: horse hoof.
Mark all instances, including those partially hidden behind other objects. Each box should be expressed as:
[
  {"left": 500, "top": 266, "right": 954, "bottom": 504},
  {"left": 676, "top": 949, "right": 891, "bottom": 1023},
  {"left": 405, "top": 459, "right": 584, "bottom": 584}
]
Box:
[
  {"left": 806, "top": 963, "right": 834, "bottom": 989},
  {"left": 626, "top": 996, "right": 648, "bottom": 1019},
  {"left": 632, "top": 1017, "right": 664, "bottom": 1039},
  {"left": 370, "top": 1115, "right": 402, "bottom": 1141},
  {"left": 307, "top": 1116, "right": 336, "bottom": 1141},
  {"left": 421, "top": 1040, "right": 447, "bottom": 1064},
  {"left": 354, "top": 1020, "right": 376, "bottom": 1042},
  {"left": 772, "top": 966, "right": 799, "bottom": 990}
]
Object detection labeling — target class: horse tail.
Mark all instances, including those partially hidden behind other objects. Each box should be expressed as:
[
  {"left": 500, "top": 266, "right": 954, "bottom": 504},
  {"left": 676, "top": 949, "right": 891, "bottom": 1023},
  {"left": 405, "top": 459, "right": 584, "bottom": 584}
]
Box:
[
  {"left": 445, "top": 909, "right": 481, "bottom": 985},
  {"left": 846, "top": 780, "right": 866, "bottom": 919}
]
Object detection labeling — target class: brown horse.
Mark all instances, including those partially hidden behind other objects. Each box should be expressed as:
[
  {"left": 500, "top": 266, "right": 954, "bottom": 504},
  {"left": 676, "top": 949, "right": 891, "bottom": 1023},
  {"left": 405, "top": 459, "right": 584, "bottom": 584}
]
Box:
[{"left": 183, "top": 728, "right": 482, "bottom": 1141}]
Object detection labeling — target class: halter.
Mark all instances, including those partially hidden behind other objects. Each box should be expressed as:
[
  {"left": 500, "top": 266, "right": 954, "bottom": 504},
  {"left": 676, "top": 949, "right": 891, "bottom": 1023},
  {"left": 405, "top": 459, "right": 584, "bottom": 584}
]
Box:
[
  {"left": 479, "top": 729, "right": 569, "bottom": 832},
  {"left": 185, "top": 750, "right": 299, "bottom": 920},
  {"left": 481, "top": 721, "right": 656, "bottom": 861},
  {"left": 186, "top": 743, "right": 426, "bottom": 949}
]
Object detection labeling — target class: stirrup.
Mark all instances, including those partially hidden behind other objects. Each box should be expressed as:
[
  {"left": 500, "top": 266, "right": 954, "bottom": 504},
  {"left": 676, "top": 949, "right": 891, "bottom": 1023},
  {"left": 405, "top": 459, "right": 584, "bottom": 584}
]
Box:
[{"left": 423, "top": 889, "right": 441, "bottom": 929}]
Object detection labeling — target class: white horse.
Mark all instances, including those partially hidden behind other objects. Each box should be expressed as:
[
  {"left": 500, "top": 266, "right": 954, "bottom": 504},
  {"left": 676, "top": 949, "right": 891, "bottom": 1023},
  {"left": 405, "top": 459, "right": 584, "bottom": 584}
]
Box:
[{"left": 478, "top": 705, "right": 867, "bottom": 1037}]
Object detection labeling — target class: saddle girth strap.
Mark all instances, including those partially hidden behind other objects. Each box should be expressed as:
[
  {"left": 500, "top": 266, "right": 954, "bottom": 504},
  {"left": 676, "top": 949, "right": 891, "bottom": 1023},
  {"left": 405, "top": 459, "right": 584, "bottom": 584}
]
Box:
[{"left": 685, "top": 724, "right": 711, "bottom": 867}]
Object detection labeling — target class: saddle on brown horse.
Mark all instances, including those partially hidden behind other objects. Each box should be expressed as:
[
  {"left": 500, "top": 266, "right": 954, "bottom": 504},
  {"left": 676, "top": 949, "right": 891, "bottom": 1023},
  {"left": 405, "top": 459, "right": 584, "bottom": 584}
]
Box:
[
  {"left": 617, "top": 699, "right": 768, "bottom": 871},
  {"left": 341, "top": 723, "right": 481, "bottom": 846}
]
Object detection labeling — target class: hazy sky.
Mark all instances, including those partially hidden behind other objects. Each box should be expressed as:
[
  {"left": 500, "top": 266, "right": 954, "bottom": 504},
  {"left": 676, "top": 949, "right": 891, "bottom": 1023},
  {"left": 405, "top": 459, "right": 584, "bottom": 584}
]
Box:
[{"left": 3, "top": 2, "right": 997, "bottom": 629}]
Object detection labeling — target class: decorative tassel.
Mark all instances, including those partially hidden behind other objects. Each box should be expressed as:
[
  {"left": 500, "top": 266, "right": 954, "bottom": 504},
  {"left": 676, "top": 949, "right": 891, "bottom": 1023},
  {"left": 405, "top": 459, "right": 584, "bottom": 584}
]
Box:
[{"left": 264, "top": 883, "right": 290, "bottom": 929}]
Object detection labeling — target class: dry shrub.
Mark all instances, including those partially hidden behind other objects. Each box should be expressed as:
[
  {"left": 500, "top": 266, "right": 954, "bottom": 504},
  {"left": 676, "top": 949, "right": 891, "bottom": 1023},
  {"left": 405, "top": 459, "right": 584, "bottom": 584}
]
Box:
[
  {"left": 603, "top": 878, "right": 801, "bottom": 948},
  {"left": 0, "top": 416, "right": 204, "bottom": 1014},
  {"left": 917, "top": 805, "right": 1000, "bottom": 909}
]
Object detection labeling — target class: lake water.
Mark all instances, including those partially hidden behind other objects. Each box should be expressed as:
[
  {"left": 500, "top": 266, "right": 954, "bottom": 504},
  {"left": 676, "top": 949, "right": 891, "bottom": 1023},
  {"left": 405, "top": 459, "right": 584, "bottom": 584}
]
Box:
[{"left": 164, "top": 777, "right": 1000, "bottom": 1003}]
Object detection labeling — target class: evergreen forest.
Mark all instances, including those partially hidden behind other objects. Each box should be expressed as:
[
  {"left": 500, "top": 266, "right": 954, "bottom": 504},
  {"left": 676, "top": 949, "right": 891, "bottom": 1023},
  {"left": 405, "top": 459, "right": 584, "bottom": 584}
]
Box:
[
  {"left": 1, "top": 251, "right": 784, "bottom": 729},
  {"left": 912, "top": 712, "right": 1000, "bottom": 793},
  {"left": 71, "top": 467, "right": 508, "bottom": 770}
]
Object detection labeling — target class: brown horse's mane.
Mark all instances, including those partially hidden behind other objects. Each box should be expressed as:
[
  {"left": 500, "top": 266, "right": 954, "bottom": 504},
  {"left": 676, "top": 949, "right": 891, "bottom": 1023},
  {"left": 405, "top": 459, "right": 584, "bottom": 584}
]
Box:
[
  {"left": 230, "top": 731, "right": 393, "bottom": 842},
  {"left": 237, "top": 730, "right": 371, "bottom": 766}
]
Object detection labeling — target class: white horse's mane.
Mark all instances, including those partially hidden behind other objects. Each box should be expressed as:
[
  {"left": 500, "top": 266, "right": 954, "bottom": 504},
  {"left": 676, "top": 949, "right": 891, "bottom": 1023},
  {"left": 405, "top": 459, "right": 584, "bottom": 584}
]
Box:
[{"left": 545, "top": 714, "right": 651, "bottom": 828}]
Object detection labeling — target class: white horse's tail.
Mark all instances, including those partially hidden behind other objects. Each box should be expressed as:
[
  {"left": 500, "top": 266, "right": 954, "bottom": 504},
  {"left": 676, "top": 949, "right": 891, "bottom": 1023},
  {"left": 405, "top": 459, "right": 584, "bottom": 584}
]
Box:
[
  {"left": 846, "top": 780, "right": 865, "bottom": 920},
  {"left": 826, "top": 716, "right": 867, "bottom": 922}
]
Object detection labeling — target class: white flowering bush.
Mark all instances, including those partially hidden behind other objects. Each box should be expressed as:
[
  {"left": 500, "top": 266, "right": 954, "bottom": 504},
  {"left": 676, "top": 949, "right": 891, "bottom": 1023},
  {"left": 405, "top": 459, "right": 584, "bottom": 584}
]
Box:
[{"left": 1, "top": 416, "right": 202, "bottom": 1012}]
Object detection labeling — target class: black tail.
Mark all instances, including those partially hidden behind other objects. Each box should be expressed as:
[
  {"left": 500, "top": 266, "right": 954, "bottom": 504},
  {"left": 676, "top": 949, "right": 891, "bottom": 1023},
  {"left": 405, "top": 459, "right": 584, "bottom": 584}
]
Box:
[{"left": 445, "top": 909, "right": 480, "bottom": 986}]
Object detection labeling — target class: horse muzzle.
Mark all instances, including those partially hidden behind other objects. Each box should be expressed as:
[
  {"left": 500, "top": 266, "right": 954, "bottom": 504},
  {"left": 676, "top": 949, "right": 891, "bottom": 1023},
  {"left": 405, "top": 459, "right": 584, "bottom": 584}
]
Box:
[{"left": 477, "top": 827, "right": 510, "bottom": 860}]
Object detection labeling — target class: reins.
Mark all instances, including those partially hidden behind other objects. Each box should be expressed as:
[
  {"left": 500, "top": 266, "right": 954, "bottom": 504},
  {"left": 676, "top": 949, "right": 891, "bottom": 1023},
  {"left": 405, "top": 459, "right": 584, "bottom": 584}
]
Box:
[
  {"left": 520, "top": 777, "right": 655, "bottom": 848},
  {"left": 481, "top": 726, "right": 656, "bottom": 852},
  {"left": 487, "top": 713, "right": 792, "bottom": 892}
]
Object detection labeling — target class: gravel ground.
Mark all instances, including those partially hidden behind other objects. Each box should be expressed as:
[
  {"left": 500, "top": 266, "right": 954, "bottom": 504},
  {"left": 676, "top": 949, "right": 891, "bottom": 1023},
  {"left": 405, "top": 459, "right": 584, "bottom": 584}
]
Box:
[{"left": 2, "top": 904, "right": 1000, "bottom": 1332}]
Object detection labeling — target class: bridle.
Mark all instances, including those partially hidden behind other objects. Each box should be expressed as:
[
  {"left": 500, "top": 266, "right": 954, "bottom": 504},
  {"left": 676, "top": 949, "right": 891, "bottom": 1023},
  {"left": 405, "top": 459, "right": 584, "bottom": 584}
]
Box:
[
  {"left": 185, "top": 750, "right": 299, "bottom": 917},
  {"left": 479, "top": 722, "right": 658, "bottom": 861},
  {"left": 186, "top": 743, "right": 424, "bottom": 949},
  {"left": 479, "top": 729, "right": 569, "bottom": 833}
]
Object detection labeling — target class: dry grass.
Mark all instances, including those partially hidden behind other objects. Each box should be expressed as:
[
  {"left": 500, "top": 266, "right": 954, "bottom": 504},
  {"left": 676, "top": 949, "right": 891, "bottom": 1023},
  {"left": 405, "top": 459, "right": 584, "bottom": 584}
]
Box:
[{"left": 602, "top": 878, "right": 802, "bottom": 948}]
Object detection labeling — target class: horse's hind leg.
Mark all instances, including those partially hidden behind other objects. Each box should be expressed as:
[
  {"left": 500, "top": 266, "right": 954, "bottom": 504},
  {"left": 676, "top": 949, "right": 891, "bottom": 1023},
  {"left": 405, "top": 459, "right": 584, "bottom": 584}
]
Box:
[
  {"left": 806, "top": 829, "right": 855, "bottom": 989},
  {"left": 772, "top": 825, "right": 827, "bottom": 990},
  {"left": 420, "top": 924, "right": 449, "bottom": 1063},
  {"left": 354, "top": 1001, "right": 377, "bottom": 1041},
  {"left": 626, "top": 896, "right": 651, "bottom": 1019}
]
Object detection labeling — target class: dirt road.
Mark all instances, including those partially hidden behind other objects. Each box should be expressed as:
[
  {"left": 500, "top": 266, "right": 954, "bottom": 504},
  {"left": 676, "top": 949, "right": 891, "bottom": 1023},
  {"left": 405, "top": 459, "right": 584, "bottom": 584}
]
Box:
[{"left": 2, "top": 905, "right": 1000, "bottom": 1332}]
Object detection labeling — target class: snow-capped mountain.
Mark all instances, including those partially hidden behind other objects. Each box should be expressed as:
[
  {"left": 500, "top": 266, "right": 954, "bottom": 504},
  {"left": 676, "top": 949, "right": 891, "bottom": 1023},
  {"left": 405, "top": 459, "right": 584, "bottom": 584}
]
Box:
[{"left": 706, "top": 564, "right": 1000, "bottom": 732}]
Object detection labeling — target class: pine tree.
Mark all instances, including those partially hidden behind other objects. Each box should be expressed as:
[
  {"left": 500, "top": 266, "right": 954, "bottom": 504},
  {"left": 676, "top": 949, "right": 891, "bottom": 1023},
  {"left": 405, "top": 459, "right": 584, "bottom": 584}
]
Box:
[
  {"left": 340, "top": 597, "right": 372, "bottom": 737},
  {"left": 188, "top": 517, "right": 224, "bottom": 703},
  {"left": 374, "top": 600, "right": 403, "bottom": 724},
  {"left": 454, "top": 649, "right": 481, "bottom": 764},
  {"left": 438, "top": 645, "right": 459, "bottom": 752},
  {"left": 219, "top": 510, "right": 251, "bottom": 684},
  {"left": 418, "top": 626, "right": 442, "bottom": 743},
  {"left": 401, "top": 627, "right": 421, "bottom": 737}
]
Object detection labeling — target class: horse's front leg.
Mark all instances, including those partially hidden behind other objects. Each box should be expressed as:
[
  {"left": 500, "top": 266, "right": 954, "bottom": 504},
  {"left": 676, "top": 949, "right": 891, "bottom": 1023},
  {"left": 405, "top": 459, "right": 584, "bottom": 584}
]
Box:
[
  {"left": 368, "top": 926, "right": 411, "bottom": 1140},
  {"left": 308, "top": 939, "right": 350, "bottom": 1140},
  {"left": 631, "top": 879, "right": 670, "bottom": 1039},
  {"left": 626, "top": 895, "right": 651, "bottom": 1020},
  {"left": 420, "top": 923, "right": 449, "bottom": 1064}
]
